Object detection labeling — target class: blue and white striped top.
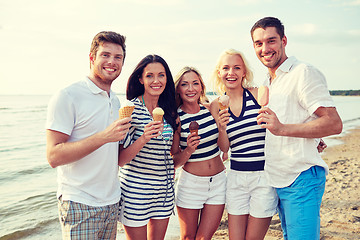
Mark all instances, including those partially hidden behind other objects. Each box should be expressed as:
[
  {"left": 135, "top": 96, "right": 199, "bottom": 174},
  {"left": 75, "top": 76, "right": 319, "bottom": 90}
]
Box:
[
  {"left": 119, "top": 98, "right": 175, "bottom": 222},
  {"left": 178, "top": 105, "right": 220, "bottom": 162},
  {"left": 227, "top": 89, "right": 266, "bottom": 171}
]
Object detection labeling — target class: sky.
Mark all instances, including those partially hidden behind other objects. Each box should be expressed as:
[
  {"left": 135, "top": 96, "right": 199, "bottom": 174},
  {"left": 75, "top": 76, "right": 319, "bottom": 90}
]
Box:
[{"left": 0, "top": 0, "right": 359, "bottom": 95}]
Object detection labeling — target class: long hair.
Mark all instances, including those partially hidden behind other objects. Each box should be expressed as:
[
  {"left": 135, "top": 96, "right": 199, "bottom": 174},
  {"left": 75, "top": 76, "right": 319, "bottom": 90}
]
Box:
[
  {"left": 126, "top": 54, "right": 178, "bottom": 130},
  {"left": 174, "top": 66, "right": 209, "bottom": 108},
  {"left": 211, "top": 49, "right": 254, "bottom": 95}
]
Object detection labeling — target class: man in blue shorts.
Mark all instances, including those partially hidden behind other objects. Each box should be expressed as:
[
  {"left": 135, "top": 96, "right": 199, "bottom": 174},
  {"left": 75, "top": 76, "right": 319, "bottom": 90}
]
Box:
[
  {"left": 46, "top": 31, "right": 131, "bottom": 239},
  {"left": 250, "top": 17, "right": 342, "bottom": 239}
]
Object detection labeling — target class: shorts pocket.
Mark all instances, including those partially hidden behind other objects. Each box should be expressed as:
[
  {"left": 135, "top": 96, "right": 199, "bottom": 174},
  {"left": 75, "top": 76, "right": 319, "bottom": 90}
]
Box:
[{"left": 58, "top": 196, "right": 70, "bottom": 225}]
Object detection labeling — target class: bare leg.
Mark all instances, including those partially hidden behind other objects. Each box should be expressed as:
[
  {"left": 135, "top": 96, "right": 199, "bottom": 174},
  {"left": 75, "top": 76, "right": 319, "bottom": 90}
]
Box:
[
  {"left": 177, "top": 206, "right": 201, "bottom": 240},
  {"left": 196, "top": 204, "right": 225, "bottom": 240},
  {"left": 123, "top": 224, "right": 147, "bottom": 240},
  {"left": 147, "top": 218, "right": 170, "bottom": 240},
  {"left": 228, "top": 214, "right": 249, "bottom": 240},
  {"left": 245, "top": 215, "right": 272, "bottom": 240}
]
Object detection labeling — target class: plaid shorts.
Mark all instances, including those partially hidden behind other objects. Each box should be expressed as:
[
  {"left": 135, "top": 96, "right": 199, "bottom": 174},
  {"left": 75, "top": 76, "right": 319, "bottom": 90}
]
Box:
[{"left": 58, "top": 196, "right": 119, "bottom": 240}]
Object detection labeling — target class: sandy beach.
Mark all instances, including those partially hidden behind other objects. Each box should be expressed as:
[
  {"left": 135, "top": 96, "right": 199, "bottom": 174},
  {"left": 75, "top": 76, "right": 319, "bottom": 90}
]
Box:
[{"left": 213, "top": 127, "right": 360, "bottom": 240}]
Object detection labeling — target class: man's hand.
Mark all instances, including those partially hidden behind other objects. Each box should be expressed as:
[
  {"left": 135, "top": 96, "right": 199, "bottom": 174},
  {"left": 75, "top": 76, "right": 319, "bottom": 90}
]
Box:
[
  {"left": 257, "top": 107, "right": 285, "bottom": 136},
  {"left": 102, "top": 117, "right": 132, "bottom": 142}
]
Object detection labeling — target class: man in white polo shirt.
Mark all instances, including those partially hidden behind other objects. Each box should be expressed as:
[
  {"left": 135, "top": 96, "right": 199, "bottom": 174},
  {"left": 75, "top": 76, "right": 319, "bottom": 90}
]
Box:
[
  {"left": 251, "top": 17, "right": 342, "bottom": 240},
  {"left": 46, "top": 31, "right": 131, "bottom": 239}
]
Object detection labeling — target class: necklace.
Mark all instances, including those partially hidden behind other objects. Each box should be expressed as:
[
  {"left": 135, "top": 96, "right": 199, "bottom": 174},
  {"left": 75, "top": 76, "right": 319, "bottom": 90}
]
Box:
[{"left": 142, "top": 95, "right": 145, "bottom": 106}]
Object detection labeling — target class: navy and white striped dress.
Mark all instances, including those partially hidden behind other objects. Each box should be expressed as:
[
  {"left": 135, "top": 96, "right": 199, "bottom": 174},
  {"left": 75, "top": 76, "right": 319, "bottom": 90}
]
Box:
[
  {"left": 227, "top": 89, "right": 266, "bottom": 171},
  {"left": 178, "top": 105, "right": 220, "bottom": 162},
  {"left": 119, "top": 98, "right": 175, "bottom": 225}
]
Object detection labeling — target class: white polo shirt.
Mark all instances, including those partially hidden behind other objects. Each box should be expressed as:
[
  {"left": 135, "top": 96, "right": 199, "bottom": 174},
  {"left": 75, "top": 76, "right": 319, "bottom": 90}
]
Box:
[
  {"left": 46, "top": 77, "right": 121, "bottom": 206},
  {"left": 264, "top": 57, "right": 335, "bottom": 188}
]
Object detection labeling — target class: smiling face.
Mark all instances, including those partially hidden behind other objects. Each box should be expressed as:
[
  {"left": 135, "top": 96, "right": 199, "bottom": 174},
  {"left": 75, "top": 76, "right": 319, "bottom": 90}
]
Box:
[
  {"left": 140, "top": 62, "right": 167, "bottom": 97},
  {"left": 252, "top": 26, "right": 287, "bottom": 76},
  {"left": 218, "top": 54, "right": 246, "bottom": 90},
  {"left": 177, "top": 71, "right": 203, "bottom": 105},
  {"left": 89, "top": 42, "right": 124, "bottom": 87}
]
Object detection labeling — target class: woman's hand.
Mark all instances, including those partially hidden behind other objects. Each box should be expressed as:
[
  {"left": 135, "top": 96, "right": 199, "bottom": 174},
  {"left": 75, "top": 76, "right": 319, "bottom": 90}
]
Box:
[
  {"left": 218, "top": 109, "right": 230, "bottom": 130},
  {"left": 186, "top": 132, "right": 200, "bottom": 154},
  {"left": 142, "top": 121, "right": 164, "bottom": 143},
  {"left": 317, "top": 138, "right": 327, "bottom": 153}
]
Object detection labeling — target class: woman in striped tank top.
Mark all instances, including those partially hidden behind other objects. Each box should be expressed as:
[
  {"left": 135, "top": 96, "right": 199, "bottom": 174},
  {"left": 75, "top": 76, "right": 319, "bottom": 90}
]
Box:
[
  {"left": 210, "top": 49, "right": 278, "bottom": 240},
  {"left": 171, "top": 66, "right": 229, "bottom": 240},
  {"left": 118, "top": 55, "right": 178, "bottom": 240}
]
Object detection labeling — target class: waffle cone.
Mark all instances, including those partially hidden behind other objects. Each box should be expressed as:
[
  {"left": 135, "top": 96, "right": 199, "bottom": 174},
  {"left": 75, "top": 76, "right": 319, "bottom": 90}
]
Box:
[
  {"left": 190, "top": 129, "right": 198, "bottom": 136},
  {"left": 219, "top": 102, "right": 228, "bottom": 110},
  {"left": 119, "top": 106, "right": 135, "bottom": 119},
  {"left": 153, "top": 114, "right": 163, "bottom": 122}
]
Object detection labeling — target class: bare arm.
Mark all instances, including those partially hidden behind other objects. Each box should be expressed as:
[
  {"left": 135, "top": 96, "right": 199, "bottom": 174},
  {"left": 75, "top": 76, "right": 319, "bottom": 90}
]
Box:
[
  {"left": 171, "top": 118, "right": 200, "bottom": 169},
  {"left": 210, "top": 99, "right": 230, "bottom": 153},
  {"left": 47, "top": 117, "right": 131, "bottom": 168},
  {"left": 171, "top": 131, "right": 200, "bottom": 169},
  {"left": 118, "top": 121, "right": 163, "bottom": 167},
  {"left": 257, "top": 106, "right": 342, "bottom": 138}
]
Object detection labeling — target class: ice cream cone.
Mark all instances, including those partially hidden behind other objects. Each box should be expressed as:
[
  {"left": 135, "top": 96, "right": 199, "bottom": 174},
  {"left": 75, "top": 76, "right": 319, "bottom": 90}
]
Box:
[
  {"left": 258, "top": 85, "right": 269, "bottom": 107},
  {"left": 190, "top": 129, "right": 198, "bottom": 136},
  {"left": 152, "top": 107, "right": 164, "bottom": 122},
  {"left": 218, "top": 95, "right": 230, "bottom": 110},
  {"left": 119, "top": 106, "right": 135, "bottom": 119},
  {"left": 153, "top": 114, "right": 163, "bottom": 122},
  {"left": 219, "top": 102, "right": 228, "bottom": 110}
]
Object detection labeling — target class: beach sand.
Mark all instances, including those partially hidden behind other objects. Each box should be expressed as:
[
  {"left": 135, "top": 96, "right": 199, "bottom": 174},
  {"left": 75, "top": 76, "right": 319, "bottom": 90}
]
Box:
[{"left": 213, "top": 127, "right": 360, "bottom": 240}]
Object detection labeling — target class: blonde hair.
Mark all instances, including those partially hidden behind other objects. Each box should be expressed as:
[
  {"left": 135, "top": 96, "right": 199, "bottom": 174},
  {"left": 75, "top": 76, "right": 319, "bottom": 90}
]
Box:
[
  {"left": 211, "top": 49, "right": 254, "bottom": 95},
  {"left": 174, "top": 66, "right": 209, "bottom": 108}
]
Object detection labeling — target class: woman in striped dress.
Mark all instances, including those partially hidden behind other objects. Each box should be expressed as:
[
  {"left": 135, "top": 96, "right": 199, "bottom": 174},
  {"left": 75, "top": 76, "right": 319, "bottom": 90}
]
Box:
[
  {"left": 171, "top": 66, "right": 229, "bottom": 239},
  {"left": 210, "top": 49, "right": 278, "bottom": 240},
  {"left": 118, "top": 55, "right": 178, "bottom": 240}
]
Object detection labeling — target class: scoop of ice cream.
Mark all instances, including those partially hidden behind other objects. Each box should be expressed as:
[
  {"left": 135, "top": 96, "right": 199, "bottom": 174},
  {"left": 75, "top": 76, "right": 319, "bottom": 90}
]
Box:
[
  {"left": 189, "top": 121, "right": 199, "bottom": 131},
  {"left": 218, "top": 95, "right": 230, "bottom": 110},
  {"left": 152, "top": 107, "right": 164, "bottom": 116},
  {"left": 122, "top": 100, "right": 135, "bottom": 107},
  {"left": 219, "top": 95, "right": 230, "bottom": 106},
  {"left": 152, "top": 107, "right": 164, "bottom": 121},
  {"left": 258, "top": 85, "right": 269, "bottom": 106}
]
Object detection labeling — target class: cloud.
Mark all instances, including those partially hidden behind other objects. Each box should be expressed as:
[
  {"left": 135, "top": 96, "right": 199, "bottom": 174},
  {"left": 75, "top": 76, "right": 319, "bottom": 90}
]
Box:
[
  {"left": 348, "top": 29, "right": 360, "bottom": 35},
  {"left": 341, "top": 0, "right": 360, "bottom": 6},
  {"left": 291, "top": 23, "right": 317, "bottom": 35},
  {"left": 227, "top": 0, "right": 274, "bottom": 6}
]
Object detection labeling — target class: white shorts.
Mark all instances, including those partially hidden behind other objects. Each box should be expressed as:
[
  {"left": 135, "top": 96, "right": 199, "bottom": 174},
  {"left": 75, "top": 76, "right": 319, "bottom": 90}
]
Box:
[
  {"left": 175, "top": 169, "right": 226, "bottom": 209},
  {"left": 226, "top": 170, "right": 278, "bottom": 218}
]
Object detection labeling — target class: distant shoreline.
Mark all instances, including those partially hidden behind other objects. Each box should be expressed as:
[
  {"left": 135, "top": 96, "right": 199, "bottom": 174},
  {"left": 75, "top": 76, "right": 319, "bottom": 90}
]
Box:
[
  {"left": 329, "top": 90, "right": 360, "bottom": 96},
  {"left": 205, "top": 90, "right": 360, "bottom": 96}
]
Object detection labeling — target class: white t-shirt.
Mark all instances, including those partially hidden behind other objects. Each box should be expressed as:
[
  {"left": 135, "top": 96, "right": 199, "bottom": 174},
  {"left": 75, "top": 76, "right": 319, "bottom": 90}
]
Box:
[
  {"left": 264, "top": 57, "right": 335, "bottom": 188},
  {"left": 46, "top": 77, "right": 121, "bottom": 206}
]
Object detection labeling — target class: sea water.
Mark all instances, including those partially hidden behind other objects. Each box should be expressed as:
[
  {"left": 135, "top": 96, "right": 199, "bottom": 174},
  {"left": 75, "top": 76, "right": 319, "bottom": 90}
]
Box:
[{"left": 0, "top": 95, "right": 359, "bottom": 240}]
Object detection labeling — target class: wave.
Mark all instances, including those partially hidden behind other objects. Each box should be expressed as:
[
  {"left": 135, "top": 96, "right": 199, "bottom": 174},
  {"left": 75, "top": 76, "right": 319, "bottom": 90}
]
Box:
[
  {"left": 0, "top": 141, "right": 45, "bottom": 153},
  {"left": 0, "top": 191, "right": 58, "bottom": 240},
  {"left": 0, "top": 191, "right": 56, "bottom": 219},
  {"left": 0, "top": 217, "right": 58, "bottom": 240},
  {"left": 342, "top": 117, "right": 360, "bottom": 124},
  {"left": 0, "top": 164, "right": 50, "bottom": 182}
]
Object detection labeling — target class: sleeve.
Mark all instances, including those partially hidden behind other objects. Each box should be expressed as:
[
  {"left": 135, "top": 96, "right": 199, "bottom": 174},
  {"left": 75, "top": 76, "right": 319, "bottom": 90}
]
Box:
[
  {"left": 45, "top": 89, "right": 76, "bottom": 135},
  {"left": 298, "top": 65, "right": 335, "bottom": 116},
  {"left": 119, "top": 124, "right": 135, "bottom": 148}
]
